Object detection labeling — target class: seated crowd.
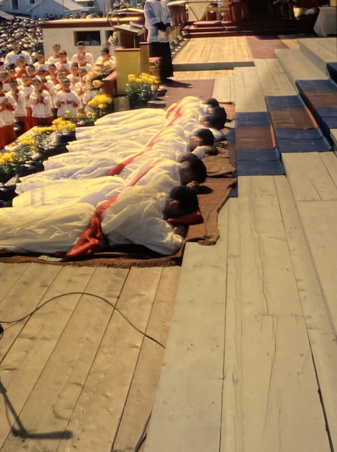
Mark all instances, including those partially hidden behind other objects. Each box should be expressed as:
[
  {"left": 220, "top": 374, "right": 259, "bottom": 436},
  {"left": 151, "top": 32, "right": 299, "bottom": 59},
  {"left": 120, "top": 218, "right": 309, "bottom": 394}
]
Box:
[
  {"left": 0, "top": 96, "right": 229, "bottom": 257},
  {"left": 0, "top": 39, "right": 116, "bottom": 148}
]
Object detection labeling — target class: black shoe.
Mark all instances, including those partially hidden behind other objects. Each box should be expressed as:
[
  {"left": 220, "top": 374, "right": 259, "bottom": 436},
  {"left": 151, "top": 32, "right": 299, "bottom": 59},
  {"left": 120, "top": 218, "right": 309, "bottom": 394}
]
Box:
[
  {"left": 55, "top": 131, "right": 76, "bottom": 145},
  {"left": 17, "top": 161, "right": 44, "bottom": 178},
  {"left": 0, "top": 200, "right": 12, "bottom": 208},
  {"left": 0, "top": 184, "right": 18, "bottom": 202},
  {"left": 43, "top": 145, "right": 68, "bottom": 158}
]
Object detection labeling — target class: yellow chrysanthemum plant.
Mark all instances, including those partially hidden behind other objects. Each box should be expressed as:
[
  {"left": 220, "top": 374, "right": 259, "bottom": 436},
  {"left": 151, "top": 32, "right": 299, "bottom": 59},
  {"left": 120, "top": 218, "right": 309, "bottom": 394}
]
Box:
[
  {"left": 0, "top": 119, "right": 79, "bottom": 182},
  {"left": 86, "top": 94, "right": 114, "bottom": 121},
  {"left": 125, "top": 73, "right": 159, "bottom": 109}
]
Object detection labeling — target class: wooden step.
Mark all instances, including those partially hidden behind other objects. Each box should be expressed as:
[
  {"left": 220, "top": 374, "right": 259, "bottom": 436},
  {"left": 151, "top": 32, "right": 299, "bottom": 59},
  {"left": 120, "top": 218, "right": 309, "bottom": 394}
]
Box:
[
  {"left": 275, "top": 48, "right": 329, "bottom": 90},
  {"left": 212, "top": 74, "right": 234, "bottom": 103},
  {"left": 146, "top": 173, "right": 337, "bottom": 452},
  {"left": 254, "top": 59, "right": 296, "bottom": 96},
  {"left": 299, "top": 37, "right": 337, "bottom": 75},
  {"left": 233, "top": 66, "right": 267, "bottom": 112},
  {"left": 145, "top": 204, "right": 231, "bottom": 452},
  {"left": 184, "top": 30, "right": 244, "bottom": 38}
]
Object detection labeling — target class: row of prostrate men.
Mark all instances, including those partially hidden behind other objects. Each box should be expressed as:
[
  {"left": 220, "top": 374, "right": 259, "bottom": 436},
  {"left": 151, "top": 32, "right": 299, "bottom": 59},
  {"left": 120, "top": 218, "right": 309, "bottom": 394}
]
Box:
[{"left": 0, "top": 97, "right": 229, "bottom": 258}]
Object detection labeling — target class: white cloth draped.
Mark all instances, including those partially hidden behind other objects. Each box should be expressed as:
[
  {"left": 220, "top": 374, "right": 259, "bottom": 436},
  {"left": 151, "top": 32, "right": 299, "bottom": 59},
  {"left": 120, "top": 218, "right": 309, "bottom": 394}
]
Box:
[{"left": 1, "top": 96, "right": 206, "bottom": 255}]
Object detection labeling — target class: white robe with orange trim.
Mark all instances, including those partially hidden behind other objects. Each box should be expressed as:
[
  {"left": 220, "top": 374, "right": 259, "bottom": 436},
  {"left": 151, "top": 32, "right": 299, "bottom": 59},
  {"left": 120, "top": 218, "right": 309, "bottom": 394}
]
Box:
[
  {"left": 101, "top": 185, "right": 183, "bottom": 255},
  {"left": 13, "top": 175, "right": 125, "bottom": 208},
  {"left": 0, "top": 203, "right": 95, "bottom": 254},
  {"left": 0, "top": 186, "right": 182, "bottom": 256}
]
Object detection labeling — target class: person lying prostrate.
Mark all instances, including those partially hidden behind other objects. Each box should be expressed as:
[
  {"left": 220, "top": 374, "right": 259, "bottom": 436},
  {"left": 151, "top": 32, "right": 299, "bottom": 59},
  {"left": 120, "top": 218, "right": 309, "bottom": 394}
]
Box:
[
  {"left": 0, "top": 203, "right": 95, "bottom": 254},
  {"left": 187, "top": 127, "right": 218, "bottom": 157},
  {"left": 13, "top": 175, "right": 125, "bottom": 208},
  {"left": 203, "top": 98, "right": 227, "bottom": 128},
  {"left": 0, "top": 186, "right": 200, "bottom": 256},
  {"left": 201, "top": 114, "right": 228, "bottom": 142},
  {"left": 164, "top": 96, "right": 205, "bottom": 132},
  {"left": 94, "top": 107, "right": 166, "bottom": 126},
  {"left": 15, "top": 123, "right": 189, "bottom": 195},
  {"left": 15, "top": 140, "right": 144, "bottom": 194},
  {"left": 100, "top": 185, "right": 200, "bottom": 255},
  {"left": 123, "top": 154, "right": 207, "bottom": 193},
  {"left": 75, "top": 114, "right": 165, "bottom": 142},
  {"left": 70, "top": 96, "right": 204, "bottom": 158}
]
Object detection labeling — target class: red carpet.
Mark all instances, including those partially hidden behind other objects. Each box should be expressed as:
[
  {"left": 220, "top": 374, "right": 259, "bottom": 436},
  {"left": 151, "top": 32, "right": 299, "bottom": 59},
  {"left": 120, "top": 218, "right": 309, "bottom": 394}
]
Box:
[
  {"left": 245, "top": 36, "right": 288, "bottom": 59},
  {"left": 158, "top": 79, "right": 215, "bottom": 108}
]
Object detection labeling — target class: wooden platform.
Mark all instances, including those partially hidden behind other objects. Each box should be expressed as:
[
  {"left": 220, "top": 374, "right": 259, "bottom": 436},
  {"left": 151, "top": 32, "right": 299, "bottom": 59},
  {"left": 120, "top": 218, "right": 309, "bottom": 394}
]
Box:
[
  {"left": 1, "top": 35, "right": 337, "bottom": 452},
  {"left": 146, "top": 36, "right": 337, "bottom": 452},
  {"left": 0, "top": 265, "right": 180, "bottom": 451}
]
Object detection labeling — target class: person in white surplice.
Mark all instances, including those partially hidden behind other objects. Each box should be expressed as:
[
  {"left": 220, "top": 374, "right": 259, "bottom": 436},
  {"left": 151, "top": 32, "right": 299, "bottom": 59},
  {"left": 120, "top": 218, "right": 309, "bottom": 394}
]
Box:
[{"left": 0, "top": 186, "right": 199, "bottom": 256}]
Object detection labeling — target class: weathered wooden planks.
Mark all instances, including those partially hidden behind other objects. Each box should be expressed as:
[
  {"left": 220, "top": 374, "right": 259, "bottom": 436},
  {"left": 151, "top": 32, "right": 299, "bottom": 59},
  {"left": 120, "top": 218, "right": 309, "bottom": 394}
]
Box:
[
  {"left": 275, "top": 176, "right": 337, "bottom": 449},
  {"left": 227, "top": 176, "right": 331, "bottom": 452},
  {"left": 212, "top": 75, "right": 234, "bottom": 103},
  {"left": 0, "top": 266, "right": 127, "bottom": 450},
  {"left": 233, "top": 67, "right": 267, "bottom": 112},
  {"left": 220, "top": 198, "right": 244, "bottom": 452},
  {"left": 275, "top": 48, "right": 328, "bottom": 88},
  {"left": 55, "top": 267, "right": 162, "bottom": 452},
  {"left": 254, "top": 58, "right": 296, "bottom": 96},
  {"left": 0, "top": 265, "right": 182, "bottom": 452},
  {"left": 283, "top": 152, "right": 337, "bottom": 201},
  {"left": 173, "top": 37, "right": 253, "bottom": 65},
  {"left": 145, "top": 204, "right": 230, "bottom": 452},
  {"left": 112, "top": 266, "right": 180, "bottom": 451}
]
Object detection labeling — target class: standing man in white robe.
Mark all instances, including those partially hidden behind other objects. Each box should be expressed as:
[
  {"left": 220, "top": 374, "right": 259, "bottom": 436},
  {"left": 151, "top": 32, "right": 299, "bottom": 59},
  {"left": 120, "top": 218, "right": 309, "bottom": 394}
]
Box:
[{"left": 144, "top": 0, "right": 174, "bottom": 83}]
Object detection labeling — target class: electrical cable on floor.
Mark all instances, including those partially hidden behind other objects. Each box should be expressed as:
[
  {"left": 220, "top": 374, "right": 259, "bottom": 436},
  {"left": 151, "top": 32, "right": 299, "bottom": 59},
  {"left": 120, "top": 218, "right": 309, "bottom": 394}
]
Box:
[
  {"left": 0, "top": 291, "right": 165, "bottom": 348},
  {"left": 135, "top": 412, "right": 152, "bottom": 452}
]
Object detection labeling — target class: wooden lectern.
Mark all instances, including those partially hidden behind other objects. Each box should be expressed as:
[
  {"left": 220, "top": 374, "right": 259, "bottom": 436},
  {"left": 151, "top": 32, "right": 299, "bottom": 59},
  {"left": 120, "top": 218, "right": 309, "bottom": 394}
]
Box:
[{"left": 115, "top": 23, "right": 146, "bottom": 48}]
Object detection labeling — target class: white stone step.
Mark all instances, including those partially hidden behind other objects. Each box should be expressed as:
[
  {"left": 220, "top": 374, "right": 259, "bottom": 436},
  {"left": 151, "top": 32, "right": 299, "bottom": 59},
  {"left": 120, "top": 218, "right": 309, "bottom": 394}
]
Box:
[
  {"left": 275, "top": 48, "right": 329, "bottom": 90},
  {"left": 299, "top": 37, "right": 337, "bottom": 75}
]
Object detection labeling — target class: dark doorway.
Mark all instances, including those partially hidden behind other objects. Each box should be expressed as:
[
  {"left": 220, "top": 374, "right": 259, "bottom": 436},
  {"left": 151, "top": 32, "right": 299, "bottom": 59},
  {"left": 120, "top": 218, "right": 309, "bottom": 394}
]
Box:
[{"left": 247, "top": 0, "right": 269, "bottom": 15}]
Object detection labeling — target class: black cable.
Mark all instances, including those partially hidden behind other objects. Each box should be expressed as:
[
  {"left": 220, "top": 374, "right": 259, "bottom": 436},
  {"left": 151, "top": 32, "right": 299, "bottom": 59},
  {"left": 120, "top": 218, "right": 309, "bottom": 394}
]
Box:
[
  {"left": 0, "top": 291, "right": 165, "bottom": 349},
  {"left": 135, "top": 412, "right": 152, "bottom": 452}
]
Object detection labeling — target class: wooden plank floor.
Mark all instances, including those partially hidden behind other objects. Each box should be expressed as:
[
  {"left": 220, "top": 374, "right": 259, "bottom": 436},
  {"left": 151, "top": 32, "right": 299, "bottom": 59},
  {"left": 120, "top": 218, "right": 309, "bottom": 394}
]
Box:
[
  {"left": 2, "top": 35, "right": 335, "bottom": 452},
  {"left": 146, "top": 37, "right": 337, "bottom": 452},
  {"left": 173, "top": 37, "right": 254, "bottom": 64},
  {"left": 0, "top": 264, "right": 180, "bottom": 451}
]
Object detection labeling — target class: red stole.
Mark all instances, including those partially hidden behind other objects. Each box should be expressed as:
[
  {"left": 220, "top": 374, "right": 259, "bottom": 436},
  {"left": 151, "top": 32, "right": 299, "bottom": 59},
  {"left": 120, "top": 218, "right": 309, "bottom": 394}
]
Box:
[
  {"left": 64, "top": 158, "right": 165, "bottom": 259},
  {"left": 107, "top": 106, "right": 183, "bottom": 176}
]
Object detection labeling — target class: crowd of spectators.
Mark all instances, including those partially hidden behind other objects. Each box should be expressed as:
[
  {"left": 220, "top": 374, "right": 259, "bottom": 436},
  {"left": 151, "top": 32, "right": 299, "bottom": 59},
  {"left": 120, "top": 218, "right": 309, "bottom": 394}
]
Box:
[
  {"left": 0, "top": 22, "right": 116, "bottom": 148},
  {"left": 0, "top": 18, "right": 44, "bottom": 60}
]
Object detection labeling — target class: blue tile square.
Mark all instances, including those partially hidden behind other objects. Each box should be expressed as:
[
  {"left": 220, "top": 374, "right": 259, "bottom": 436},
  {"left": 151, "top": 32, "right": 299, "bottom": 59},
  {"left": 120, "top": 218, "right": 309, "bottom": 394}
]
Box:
[
  {"left": 237, "top": 160, "right": 285, "bottom": 176},
  {"left": 277, "top": 137, "right": 331, "bottom": 153},
  {"left": 327, "top": 62, "right": 337, "bottom": 85},
  {"left": 274, "top": 128, "right": 323, "bottom": 140},
  {"left": 296, "top": 79, "right": 337, "bottom": 92},
  {"left": 235, "top": 112, "right": 271, "bottom": 128},
  {"left": 236, "top": 148, "right": 280, "bottom": 161},
  {"left": 265, "top": 96, "right": 304, "bottom": 110}
]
